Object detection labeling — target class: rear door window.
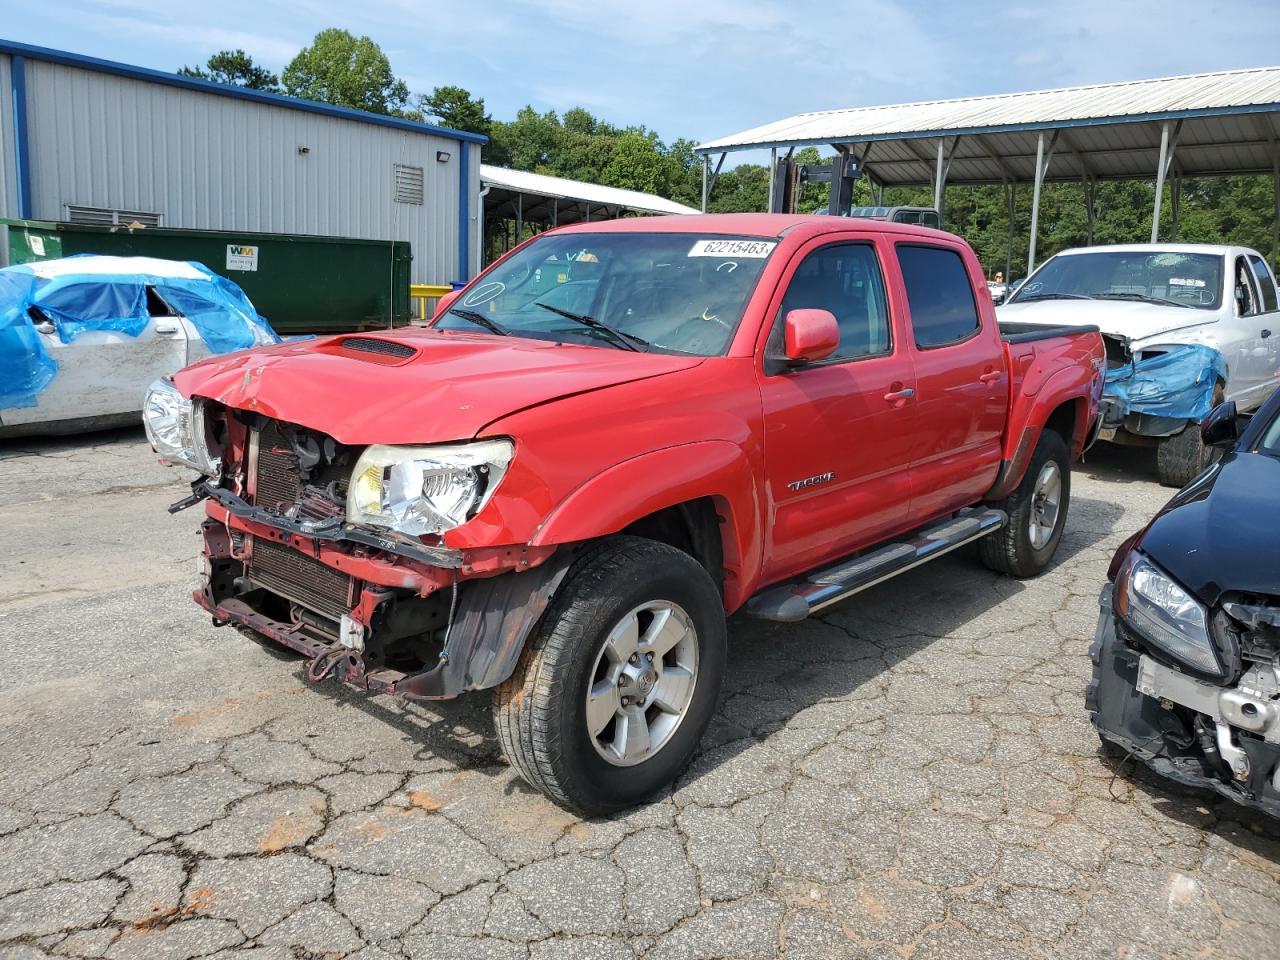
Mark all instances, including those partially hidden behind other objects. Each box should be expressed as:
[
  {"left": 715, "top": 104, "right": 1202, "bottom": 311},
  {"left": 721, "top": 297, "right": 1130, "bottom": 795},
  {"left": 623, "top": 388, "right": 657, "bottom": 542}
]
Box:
[{"left": 898, "top": 245, "right": 980, "bottom": 348}]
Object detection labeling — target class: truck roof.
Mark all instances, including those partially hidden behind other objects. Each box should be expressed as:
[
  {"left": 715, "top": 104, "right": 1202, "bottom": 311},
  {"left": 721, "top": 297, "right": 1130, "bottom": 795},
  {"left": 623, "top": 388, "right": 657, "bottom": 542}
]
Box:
[
  {"left": 548, "top": 212, "right": 958, "bottom": 242},
  {"left": 1051, "top": 242, "right": 1258, "bottom": 258}
]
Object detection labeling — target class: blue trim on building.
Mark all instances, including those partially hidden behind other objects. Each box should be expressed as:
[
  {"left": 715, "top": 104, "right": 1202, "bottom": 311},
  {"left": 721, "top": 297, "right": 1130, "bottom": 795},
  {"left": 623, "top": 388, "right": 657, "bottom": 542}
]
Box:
[
  {"left": 10, "top": 54, "right": 31, "bottom": 219},
  {"left": 0, "top": 38, "right": 488, "bottom": 145},
  {"left": 457, "top": 142, "right": 470, "bottom": 282}
]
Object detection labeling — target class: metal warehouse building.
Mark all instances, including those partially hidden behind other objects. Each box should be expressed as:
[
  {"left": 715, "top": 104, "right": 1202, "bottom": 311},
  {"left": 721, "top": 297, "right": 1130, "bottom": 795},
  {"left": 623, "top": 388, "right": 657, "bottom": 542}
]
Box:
[{"left": 0, "top": 40, "right": 486, "bottom": 285}]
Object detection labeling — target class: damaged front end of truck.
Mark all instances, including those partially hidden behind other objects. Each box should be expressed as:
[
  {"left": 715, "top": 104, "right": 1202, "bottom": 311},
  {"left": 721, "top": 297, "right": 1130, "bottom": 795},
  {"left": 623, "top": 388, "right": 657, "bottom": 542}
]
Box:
[
  {"left": 1098, "top": 338, "right": 1227, "bottom": 441},
  {"left": 146, "top": 377, "right": 570, "bottom": 702}
]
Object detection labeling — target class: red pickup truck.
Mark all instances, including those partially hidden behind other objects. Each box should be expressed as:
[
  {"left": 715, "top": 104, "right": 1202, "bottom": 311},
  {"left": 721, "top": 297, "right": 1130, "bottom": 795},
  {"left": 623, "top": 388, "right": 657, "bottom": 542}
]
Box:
[{"left": 148, "top": 214, "right": 1104, "bottom": 813}]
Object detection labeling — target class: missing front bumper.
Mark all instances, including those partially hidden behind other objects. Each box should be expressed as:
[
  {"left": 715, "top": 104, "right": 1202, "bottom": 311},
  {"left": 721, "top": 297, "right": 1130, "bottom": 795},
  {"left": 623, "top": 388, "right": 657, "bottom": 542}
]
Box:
[
  {"left": 1086, "top": 589, "right": 1280, "bottom": 818},
  {"left": 198, "top": 547, "right": 574, "bottom": 702}
]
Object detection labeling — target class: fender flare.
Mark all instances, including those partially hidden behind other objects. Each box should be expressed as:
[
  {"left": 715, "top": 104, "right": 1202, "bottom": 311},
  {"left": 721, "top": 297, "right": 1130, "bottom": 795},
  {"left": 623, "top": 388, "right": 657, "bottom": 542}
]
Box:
[
  {"left": 988, "top": 367, "right": 1094, "bottom": 500},
  {"left": 529, "top": 440, "right": 764, "bottom": 611}
]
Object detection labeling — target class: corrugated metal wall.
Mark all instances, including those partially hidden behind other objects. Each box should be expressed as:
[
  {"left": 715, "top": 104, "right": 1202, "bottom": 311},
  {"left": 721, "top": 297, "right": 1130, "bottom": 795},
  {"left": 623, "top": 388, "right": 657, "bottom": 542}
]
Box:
[
  {"left": 0, "top": 57, "right": 17, "bottom": 219},
  {"left": 4, "top": 56, "right": 478, "bottom": 283}
]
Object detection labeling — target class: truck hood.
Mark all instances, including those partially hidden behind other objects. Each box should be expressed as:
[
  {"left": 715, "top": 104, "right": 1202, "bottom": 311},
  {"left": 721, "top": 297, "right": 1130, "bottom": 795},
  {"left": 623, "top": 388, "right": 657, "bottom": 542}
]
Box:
[
  {"left": 998, "top": 299, "right": 1211, "bottom": 344},
  {"left": 173, "top": 329, "right": 703, "bottom": 445},
  {"left": 1138, "top": 452, "right": 1280, "bottom": 607}
]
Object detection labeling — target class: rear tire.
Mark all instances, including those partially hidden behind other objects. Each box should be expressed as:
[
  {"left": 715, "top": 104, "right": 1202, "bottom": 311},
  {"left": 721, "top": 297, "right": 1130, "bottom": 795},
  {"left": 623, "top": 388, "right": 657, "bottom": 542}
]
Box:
[
  {"left": 493, "top": 537, "right": 727, "bottom": 816},
  {"left": 979, "top": 429, "right": 1071, "bottom": 578}
]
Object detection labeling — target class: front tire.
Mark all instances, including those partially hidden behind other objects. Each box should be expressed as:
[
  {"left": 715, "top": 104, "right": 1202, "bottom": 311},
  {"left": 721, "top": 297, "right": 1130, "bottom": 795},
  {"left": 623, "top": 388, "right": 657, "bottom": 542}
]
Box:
[
  {"left": 979, "top": 429, "right": 1071, "bottom": 578},
  {"left": 493, "top": 537, "right": 727, "bottom": 816},
  {"left": 1156, "top": 423, "right": 1211, "bottom": 488}
]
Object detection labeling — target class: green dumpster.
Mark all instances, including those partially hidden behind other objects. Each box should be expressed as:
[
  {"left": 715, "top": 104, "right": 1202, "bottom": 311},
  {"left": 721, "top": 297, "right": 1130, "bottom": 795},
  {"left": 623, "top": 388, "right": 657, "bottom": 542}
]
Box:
[{"left": 1, "top": 219, "right": 411, "bottom": 335}]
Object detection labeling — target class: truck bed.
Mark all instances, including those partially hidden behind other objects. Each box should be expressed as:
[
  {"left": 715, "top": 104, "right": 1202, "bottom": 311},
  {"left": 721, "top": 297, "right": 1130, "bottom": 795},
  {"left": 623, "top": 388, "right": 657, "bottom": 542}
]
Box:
[{"left": 999, "top": 320, "right": 1101, "bottom": 344}]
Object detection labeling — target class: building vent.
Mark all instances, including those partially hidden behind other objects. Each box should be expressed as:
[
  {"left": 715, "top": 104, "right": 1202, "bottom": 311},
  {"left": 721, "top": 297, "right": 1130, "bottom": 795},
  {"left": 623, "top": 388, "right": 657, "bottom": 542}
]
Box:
[
  {"left": 393, "top": 164, "right": 424, "bottom": 204},
  {"left": 65, "top": 205, "right": 163, "bottom": 227}
]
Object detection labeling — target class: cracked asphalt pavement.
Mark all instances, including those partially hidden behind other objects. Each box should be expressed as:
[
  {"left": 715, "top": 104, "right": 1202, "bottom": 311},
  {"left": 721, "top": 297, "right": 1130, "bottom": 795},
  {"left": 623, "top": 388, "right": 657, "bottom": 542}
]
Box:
[{"left": 2, "top": 427, "right": 1279, "bottom": 960}]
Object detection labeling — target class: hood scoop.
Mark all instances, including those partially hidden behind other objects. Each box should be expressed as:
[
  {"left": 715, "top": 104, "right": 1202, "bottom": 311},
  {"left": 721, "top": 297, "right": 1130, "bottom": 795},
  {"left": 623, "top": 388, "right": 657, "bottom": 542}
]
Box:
[{"left": 338, "top": 336, "right": 418, "bottom": 362}]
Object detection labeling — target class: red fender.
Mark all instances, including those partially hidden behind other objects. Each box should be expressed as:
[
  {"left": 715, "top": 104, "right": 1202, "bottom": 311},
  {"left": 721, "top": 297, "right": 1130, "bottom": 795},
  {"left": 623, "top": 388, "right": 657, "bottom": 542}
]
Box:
[
  {"left": 529, "top": 441, "right": 764, "bottom": 612},
  {"left": 990, "top": 361, "right": 1100, "bottom": 500}
]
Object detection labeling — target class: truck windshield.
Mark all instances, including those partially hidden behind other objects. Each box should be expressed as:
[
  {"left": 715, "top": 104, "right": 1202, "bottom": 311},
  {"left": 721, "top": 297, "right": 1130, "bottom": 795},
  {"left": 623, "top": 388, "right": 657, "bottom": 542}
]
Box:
[
  {"left": 436, "top": 233, "right": 776, "bottom": 356},
  {"left": 1010, "top": 251, "right": 1224, "bottom": 310}
]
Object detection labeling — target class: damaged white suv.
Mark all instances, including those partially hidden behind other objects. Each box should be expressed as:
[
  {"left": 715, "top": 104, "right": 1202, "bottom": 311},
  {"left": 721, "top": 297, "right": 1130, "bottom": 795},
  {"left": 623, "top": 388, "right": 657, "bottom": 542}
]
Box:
[{"left": 1000, "top": 243, "right": 1280, "bottom": 486}]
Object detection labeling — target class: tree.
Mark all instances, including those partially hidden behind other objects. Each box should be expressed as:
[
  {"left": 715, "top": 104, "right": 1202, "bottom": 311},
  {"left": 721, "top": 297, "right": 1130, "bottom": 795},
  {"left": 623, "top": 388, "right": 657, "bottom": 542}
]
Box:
[
  {"left": 602, "top": 131, "right": 670, "bottom": 196},
  {"left": 419, "top": 85, "right": 491, "bottom": 137},
  {"left": 282, "top": 29, "right": 409, "bottom": 115},
  {"left": 178, "top": 49, "right": 279, "bottom": 91}
]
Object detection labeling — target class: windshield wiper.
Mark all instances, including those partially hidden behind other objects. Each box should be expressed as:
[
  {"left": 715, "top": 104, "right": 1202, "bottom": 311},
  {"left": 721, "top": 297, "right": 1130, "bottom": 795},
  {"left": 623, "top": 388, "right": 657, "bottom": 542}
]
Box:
[
  {"left": 1014, "top": 293, "right": 1096, "bottom": 302},
  {"left": 533, "top": 302, "right": 647, "bottom": 352},
  {"left": 448, "top": 307, "right": 510, "bottom": 336},
  {"left": 1094, "top": 292, "right": 1192, "bottom": 309}
]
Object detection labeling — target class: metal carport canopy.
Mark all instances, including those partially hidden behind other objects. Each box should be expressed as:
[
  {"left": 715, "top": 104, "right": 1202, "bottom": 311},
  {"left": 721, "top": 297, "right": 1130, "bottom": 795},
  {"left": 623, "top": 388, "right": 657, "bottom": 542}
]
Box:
[
  {"left": 480, "top": 165, "right": 699, "bottom": 220},
  {"left": 694, "top": 66, "right": 1280, "bottom": 269}
]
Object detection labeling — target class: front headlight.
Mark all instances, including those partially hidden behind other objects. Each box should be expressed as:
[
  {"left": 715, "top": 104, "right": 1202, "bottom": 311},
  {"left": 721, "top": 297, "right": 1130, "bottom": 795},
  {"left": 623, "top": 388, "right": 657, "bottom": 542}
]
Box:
[
  {"left": 1114, "top": 552, "right": 1220, "bottom": 676},
  {"left": 346, "top": 439, "right": 514, "bottom": 537},
  {"left": 142, "top": 378, "right": 220, "bottom": 476}
]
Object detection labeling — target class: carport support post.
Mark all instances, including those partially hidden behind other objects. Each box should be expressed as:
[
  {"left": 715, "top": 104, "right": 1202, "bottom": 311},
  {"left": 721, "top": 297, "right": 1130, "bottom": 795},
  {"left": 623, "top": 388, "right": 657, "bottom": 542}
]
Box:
[
  {"left": 1273, "top": 149, "right": 1279, "bottom": 270},
  {"left": 1004, "top": 180, "right": 1015, "bottom": 283},
  {"left": 933, "top": 139, "right": 946, "bottom": 213},
  {"left": 1085, "top": 176, "right": 1097, "bottom": 246},
  {"left": 1028, "top": 132, "right": 1046, "bottom": 274},
  {"left": 1151, "top": 121, "right": 1170, "bottom": 243},
  {"left": 768, "top": 148, "right": 777, "bottom": 213},
  {"left": 701, "top": 156, "right": 710, "bottom": 212},
  {"left": 516, "top": 193, "right": 524, "bottom": 245}
]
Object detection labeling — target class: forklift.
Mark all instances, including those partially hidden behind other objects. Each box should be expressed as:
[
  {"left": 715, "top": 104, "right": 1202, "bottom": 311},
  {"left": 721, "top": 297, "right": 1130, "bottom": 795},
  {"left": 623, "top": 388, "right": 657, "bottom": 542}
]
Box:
[{"left": 772, "top": 152, "right": 940, "bottom": 228}]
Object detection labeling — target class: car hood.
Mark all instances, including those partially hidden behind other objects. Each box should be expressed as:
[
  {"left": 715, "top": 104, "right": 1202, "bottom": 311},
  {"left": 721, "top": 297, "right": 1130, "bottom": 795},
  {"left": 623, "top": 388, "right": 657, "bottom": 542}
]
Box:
[
  {"left": 173, "top": 329, "right": 703, "bottom": 445},
  {"left": 1138, "top": 452, "right": 1280, "bottom": 606},
  {"left": 998, "top": 299, "right": 1211, "bottom": 343}
]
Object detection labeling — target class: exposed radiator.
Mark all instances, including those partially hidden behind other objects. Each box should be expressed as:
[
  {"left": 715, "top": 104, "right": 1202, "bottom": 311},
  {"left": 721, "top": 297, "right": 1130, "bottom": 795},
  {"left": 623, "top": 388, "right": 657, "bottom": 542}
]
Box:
[
  {"left": 252, "top": 421, "right": 302, "bottom": 512},
  {"left": 246, "top": 536, "right": 355, "bottom": 622}
]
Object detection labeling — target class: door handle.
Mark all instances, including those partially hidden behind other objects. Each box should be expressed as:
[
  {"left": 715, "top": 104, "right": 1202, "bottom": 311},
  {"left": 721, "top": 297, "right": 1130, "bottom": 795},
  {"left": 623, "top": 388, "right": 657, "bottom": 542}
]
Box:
[
  {"left": 154, "top": 319, "right": 181, "bottom": 336},
  {"left": 979, "top": 370, "right": 1001, "bottom": 383},
  {"left": 883, "top": 387, "right": 915, "bottom": 403}
]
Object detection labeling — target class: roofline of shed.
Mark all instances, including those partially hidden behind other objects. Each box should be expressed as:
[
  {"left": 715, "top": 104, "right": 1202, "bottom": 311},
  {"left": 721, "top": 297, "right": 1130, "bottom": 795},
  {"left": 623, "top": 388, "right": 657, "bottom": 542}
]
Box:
[
  {"left": 694, "top": 102, "right": 1280, "bottom": 155},
  {"left": 0, "top": 38, "right": 489, "bottom": 145}
]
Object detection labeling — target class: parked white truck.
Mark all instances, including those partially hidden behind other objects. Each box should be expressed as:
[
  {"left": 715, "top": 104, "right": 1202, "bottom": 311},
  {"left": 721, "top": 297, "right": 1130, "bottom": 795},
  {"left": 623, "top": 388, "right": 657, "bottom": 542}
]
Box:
[{"left": 999, "top": 243, "right": 1280, "bottom": 486}]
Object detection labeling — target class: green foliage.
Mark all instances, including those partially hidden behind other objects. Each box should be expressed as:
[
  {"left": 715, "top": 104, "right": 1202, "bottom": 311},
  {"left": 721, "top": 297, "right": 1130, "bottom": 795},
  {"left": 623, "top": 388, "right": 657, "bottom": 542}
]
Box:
[
  {"left": 178, "top": 32, "right": 1278, "bottom": 267},
  {"left": 419, "top": 85, "right": 492, "bottom": 137},
  {"left": 281, "top": 29, "right": 409, "bottom": 115},
  {"left": 178, "top": 49, "right": 279, "bottom": 91}
]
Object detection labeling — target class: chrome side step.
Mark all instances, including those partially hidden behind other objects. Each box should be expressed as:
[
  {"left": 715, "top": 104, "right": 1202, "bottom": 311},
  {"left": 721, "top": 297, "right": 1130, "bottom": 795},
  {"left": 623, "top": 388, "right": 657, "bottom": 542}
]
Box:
[{"left": 746, "top": 507, "right": 1007, "bottom": 623}]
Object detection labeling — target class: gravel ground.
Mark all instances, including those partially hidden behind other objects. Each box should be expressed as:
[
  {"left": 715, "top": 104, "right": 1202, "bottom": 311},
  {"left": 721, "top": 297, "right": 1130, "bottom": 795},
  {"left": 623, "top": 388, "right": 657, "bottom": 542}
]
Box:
[{"left": 1, "top": 427, "right": 1278, "bottom": 960}]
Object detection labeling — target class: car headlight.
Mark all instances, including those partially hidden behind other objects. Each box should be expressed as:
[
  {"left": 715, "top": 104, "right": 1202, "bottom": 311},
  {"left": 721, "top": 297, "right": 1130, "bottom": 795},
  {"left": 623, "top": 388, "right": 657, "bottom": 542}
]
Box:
[
  {"left": 347, "top": 439, "right": 514, "bottom": 537},
  {"left": 1114, "top": 552, "right": 1220, "bottom": 676},
  {"left": 142, "top": 378, "right": 220, "bottom": 476}
]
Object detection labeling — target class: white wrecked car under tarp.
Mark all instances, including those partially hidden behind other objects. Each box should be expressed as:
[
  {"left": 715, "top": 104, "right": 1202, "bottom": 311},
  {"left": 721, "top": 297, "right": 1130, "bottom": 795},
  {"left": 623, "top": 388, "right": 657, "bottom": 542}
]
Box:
[{"left": 0, "top": 255, "right": 279, "bottom": 437}]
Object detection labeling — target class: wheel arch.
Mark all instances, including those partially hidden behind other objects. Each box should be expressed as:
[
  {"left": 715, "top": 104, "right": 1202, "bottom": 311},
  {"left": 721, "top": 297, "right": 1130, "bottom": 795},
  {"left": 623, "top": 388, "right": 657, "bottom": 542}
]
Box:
[
  {"left": 528, "top": 441, "right": 762, "bottom": 611},
  {"left": 988, "top": 387, "right": 1091, "bottom": 502}
]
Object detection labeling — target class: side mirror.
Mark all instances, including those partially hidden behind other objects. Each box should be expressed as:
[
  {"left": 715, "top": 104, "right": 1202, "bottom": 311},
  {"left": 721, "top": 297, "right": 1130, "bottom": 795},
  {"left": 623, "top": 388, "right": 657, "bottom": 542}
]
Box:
[
  {"left": 783, "top": 309, "right": 839, "bottom": 364},
  {"left": 432, "top": 289, "right": 463, "bottom": 321},
  {"left": 1201, "top": 400, "right": 1239, "bottom": 448}
]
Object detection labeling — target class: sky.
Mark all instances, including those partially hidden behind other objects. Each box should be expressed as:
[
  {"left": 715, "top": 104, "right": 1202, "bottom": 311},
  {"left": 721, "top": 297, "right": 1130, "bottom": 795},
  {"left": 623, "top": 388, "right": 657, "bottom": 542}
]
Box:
[{"left": 8, "top": 0, "right": 1280, "bottom": 160}]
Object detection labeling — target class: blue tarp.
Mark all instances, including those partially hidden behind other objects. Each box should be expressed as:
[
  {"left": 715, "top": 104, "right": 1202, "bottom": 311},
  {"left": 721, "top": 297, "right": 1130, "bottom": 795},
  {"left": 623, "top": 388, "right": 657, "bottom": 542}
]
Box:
[
  {"left": 0, "top": 256, "right": 279, "bottom": 408},
  {"left": 1104, "top": 343, "right": 1227, "bottom": 422}
]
